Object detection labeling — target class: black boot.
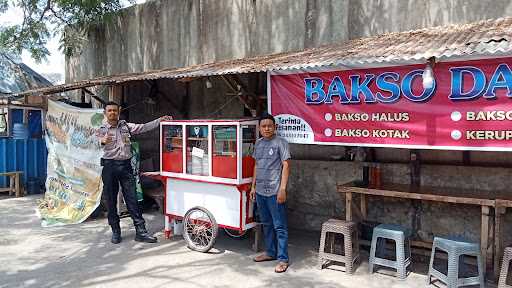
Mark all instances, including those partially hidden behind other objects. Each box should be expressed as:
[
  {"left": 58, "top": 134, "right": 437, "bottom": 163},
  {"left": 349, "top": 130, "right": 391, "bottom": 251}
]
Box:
[
  {"left": 135, "top": 224, "right": 157, "bottom": 243},
  {"left": 111, "top": 223, "right": 122, "bottom": 244}
]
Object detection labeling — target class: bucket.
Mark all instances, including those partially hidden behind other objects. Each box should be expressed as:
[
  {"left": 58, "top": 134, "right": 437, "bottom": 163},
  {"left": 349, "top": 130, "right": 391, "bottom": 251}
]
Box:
[
  {"left": 12, "top": 123, "right": 29, "bottom": 139},
  {"left": 173, "top": 220, "right": 183, "bottom": 235}
]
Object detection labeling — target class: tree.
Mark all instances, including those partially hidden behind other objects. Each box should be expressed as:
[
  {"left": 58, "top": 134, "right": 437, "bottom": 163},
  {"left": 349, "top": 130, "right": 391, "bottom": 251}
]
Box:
[{"left": 0, "top": 0, "right": 133, "bottom": 62}]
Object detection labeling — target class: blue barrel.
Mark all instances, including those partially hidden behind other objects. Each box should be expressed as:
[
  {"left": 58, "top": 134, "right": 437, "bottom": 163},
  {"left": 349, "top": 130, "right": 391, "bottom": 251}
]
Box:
[{"left": 12, "top": 123, "right": 29, "bottom": 139}]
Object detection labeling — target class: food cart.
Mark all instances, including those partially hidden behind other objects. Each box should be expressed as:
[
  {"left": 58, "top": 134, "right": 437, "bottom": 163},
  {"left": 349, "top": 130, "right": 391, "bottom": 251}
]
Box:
[{"left": 160, "top": 119, "right": 258, "bottom": 252}]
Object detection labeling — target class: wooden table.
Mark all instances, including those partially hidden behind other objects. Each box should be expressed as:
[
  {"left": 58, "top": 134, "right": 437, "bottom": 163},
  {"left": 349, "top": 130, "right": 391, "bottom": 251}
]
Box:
[
  {"left": 338, "top": 182, "right": 495, "bottom": 278},
  {"left": 0, "top": 171, "right": 23, "bottom": 197}
]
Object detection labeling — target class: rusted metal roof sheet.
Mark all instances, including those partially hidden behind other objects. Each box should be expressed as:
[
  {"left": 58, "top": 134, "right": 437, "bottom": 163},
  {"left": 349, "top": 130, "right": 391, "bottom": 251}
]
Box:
[
  {"left": 11, "top": 16, "right": 512, "bottom": 97},
  {"left": 0, "top": 53, "right": 53, "bottom": 96}
]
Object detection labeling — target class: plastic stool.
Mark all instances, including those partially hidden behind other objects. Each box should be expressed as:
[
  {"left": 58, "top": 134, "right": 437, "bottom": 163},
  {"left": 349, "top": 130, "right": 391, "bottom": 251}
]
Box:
[
  {"left": 427, "top": 236, "right": 484, "bottom": 288},
  {"left": 369, "top": 224, "right": 411, "bottom": 279},
  {"left": 318, "top": 219, "right": 359, "bottom": 274},
  {"left": 498, "top": 247, "right": 512, "bottom": 287}
]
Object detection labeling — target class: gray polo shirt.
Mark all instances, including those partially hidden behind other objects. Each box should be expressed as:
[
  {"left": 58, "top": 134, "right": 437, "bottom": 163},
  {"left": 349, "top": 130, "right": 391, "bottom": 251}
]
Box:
[
  {"left": 253, "top": 135, "right": 291, "bottom": 196},
  {"left": 96, "top": 119, "right": 160, "bottom": 160}
]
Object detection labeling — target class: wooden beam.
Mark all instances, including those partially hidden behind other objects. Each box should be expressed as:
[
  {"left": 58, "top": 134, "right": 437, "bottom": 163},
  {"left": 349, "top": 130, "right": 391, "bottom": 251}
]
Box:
[
  {"left": 345, "top": 192, "right": 353, "bottom": 221},
  {"left": 221, "top": 75, "right": 257, "bottom": 116},
  {"left": 338, "top": 184, "right": 496, "bottom": 207},
  {"left": 410, "top": 150, "right": 421, "bottom": 187},
  {"left": 481, "top": 205, "right": 490, "bottom": 278},
  {"left": 108, "top": 85, "right": 122, "bottom": 104},
  {"left": 360, "top": 194, "right": 367, "bottom": 220},
  {"left": 82, "top": 88, "right": 106, "bottom": 105},
  {"left": 494, "top": 206, "right": 506, "bottom": 279},
  {"left": 463, "top": 151, "right": 471, "bottom": 165}
]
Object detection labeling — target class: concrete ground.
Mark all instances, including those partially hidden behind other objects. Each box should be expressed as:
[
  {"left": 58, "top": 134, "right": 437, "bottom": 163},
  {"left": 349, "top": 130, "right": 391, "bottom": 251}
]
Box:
[{"left": 0, "top": 195, "right": 490, "bottom": 288}]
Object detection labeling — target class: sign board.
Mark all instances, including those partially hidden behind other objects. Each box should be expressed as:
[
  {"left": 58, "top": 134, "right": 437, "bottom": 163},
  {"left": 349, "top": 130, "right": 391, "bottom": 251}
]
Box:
[{"left": 269, "top": 57, "right": 512, "bottom": 151}]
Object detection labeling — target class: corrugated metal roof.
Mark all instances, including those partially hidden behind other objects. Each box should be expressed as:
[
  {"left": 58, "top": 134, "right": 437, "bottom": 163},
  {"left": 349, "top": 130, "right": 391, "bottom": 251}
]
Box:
[
  {"left": 0, "top": 53, "right": 53, "bottom": 96},
  {"left": 11, "top": 16, "right": 512, "bottom": 97}
]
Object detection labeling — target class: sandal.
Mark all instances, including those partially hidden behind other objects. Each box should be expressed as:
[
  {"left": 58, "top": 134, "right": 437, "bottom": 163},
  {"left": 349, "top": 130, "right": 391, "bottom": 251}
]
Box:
[
  {"left": 253, "top": 254, "right": 276, "bottom": 262},
  {"left": 274, "top": 262, "right": 289, "bottom": 273}
]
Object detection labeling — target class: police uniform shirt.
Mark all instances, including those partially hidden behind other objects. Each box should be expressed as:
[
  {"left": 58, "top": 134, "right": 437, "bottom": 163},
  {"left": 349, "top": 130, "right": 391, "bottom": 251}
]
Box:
[{"left": 96, "top": 119, "right": 160, "bottom": 160}]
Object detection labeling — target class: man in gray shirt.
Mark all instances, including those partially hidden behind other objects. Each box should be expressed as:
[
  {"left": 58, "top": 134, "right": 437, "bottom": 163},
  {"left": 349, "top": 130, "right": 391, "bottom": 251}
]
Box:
[
  {"left": 96, "top": 101, "right": 172, "bottom": 244},
  {"left": 250, "top": 113, "right": 291, "bottom": 273}
]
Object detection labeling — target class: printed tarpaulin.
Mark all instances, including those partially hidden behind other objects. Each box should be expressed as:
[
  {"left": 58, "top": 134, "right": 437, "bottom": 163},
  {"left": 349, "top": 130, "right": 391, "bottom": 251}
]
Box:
[
  {"left": 269, "top": 57, "right": 512, "bottom": 151},
  {"left": 38, "top": 100, "right": 104, "bottom": 226}
]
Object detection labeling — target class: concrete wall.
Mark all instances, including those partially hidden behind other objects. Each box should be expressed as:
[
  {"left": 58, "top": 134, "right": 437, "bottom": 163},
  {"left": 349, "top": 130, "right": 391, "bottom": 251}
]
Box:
[
  {"left": 66, "top": 0, "right": 350, "bottom": 82},
  {"left": 67, "top": 0, "right": 512, "bottom": 252},
  {"left": 289, "top": 160, "right": 512, "bottom": 244},
  {"left": 67, "top": 0, "right": 512, "bottom": 82},
  {"left": 347, "top": 0, "right": 512, "bottom": 39}
]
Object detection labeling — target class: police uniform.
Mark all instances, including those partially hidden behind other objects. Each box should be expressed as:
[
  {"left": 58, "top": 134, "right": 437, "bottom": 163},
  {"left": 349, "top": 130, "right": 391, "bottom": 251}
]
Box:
[{"left": 96, "top": 118, "right": 160, "bottom": 243}]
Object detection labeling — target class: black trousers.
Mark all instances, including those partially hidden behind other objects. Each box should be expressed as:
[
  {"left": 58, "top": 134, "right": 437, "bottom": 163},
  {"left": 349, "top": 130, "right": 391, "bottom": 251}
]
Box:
[{"left": 101, "top": 159, "right": 145, "bottom": 228}]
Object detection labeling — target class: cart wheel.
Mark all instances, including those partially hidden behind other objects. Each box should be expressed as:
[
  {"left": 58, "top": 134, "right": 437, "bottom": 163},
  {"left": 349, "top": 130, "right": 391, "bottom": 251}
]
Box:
[
  {"left": 183, "top": 206, "right": 218, "bottom": 252},
  {"left": 223, "top": 228, "right": 247, "bottom": 238}
]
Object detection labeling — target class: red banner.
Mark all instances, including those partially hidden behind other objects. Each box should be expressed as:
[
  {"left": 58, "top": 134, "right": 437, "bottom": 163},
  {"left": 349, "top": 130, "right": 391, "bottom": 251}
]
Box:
[{"left": 269, "top": 57, "right": 512, "bottom": 151}]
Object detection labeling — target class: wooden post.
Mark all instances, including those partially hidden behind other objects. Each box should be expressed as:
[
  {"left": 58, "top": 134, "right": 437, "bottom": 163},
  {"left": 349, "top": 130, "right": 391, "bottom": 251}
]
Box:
[
  {"left": 360, "top": 194, "right": 367, "bottom": 220},
  {"left": 108, "top": 85, "right": 123, "bottom": 104},
  {"left": 9, "top": 174, "right": 14, "bottom": 196},
  {"left": 346, "top": 192, "right": 353, "bottom": 221},
  {"left": 494, "top": 206, "right": 506, "bottom": 279},
  {"left": 410, "top": 150, "right": 421, "bottom": 187},
  {"left": 410, "top": 150, "right": 422, "bottom": 238},
  {"left": 481, "top": 205, "right": 490, "bottom": 278},
  {"left": 462, "top": 151, "right": 471, "bottom": 165}
]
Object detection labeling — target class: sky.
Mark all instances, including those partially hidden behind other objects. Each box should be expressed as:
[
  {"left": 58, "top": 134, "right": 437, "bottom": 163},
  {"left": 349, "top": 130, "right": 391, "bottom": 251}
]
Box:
[
  {"left": 0, "top": 6, "right": 64, "bottom": 79},
  {"left": 0, "top": 0, "right": 146, "bottom": 83}
]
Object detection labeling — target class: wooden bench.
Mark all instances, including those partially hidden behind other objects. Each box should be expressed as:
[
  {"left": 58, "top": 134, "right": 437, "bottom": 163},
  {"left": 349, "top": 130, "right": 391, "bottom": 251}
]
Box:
[
  {"left": 0, "top": 171, "right": 23, "bottom": 197},
  {"left": 338, "top": 182, "right": 496, "bottom": 279}
]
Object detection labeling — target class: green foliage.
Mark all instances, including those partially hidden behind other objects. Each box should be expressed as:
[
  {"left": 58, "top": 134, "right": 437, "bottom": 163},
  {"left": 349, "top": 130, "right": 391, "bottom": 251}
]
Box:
[{"left": 0, "top": 0, "right": 134, "bottom": 62}]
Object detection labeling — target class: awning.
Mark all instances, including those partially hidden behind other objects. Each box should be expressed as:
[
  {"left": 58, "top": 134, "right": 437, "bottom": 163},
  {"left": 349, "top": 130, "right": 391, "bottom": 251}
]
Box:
[{"left": 10, "top": 16, "right": 512, "bottom": 98}]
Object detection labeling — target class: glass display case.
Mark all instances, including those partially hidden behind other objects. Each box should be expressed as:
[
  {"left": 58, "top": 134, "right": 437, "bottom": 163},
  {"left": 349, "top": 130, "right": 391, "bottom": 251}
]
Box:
[
  {"left": 160, "top": 119, "right": 258, "bottom": 185},
  {"left": 162, "top": 125, "right": 183, "bottom": 173},
  {"left": 159, "top": 119, "right": 259, "bottom": 251}
]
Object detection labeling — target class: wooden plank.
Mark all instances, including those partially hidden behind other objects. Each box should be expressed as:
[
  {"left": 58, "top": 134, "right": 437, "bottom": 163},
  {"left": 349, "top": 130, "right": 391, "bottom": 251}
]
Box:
[
  {"left": 346, "top": 192, "right": 353, "bottom": 221},
  {"left": 108, "top": 85, "right": 122, "bottom": 104},
  {"left": 361, "top": 194, "right": 368, "bottom": 220},
  {"left": 337, "top": 185, "right": 495, "bottom": 206},
  {"left": 494, "top": 206, "right": 506, "bottom": 279},
  {"left": 9, "top": 174, "right": 14, "bottom": 196},
  {"left": 0, "top": 171, "right": 23, "bottom": 176},
  {"left": 496, "top": 199, "right": 512, "bottom": 208},
  {"left": 481, "top": 205, "right": 490, "bottom": 278},
  {"left": 15, "top": 172, "right": 21, "bottom": 197}
]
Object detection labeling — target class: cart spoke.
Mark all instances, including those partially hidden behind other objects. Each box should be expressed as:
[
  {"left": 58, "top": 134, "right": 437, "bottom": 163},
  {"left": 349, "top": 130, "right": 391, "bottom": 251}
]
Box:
[{"left": 183, "top": 207, "right": 218, "bottom": 252}]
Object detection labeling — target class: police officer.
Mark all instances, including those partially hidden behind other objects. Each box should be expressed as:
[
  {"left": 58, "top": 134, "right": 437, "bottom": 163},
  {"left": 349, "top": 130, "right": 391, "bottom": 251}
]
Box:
[{"left": 97, "top": 101, "right": 172, "bottom": 244}]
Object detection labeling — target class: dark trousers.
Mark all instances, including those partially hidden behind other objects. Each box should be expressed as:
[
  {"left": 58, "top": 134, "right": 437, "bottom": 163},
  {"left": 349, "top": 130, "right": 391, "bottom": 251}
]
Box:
[{"left": 101, "top": 159, "right": 145, "bottom": 228}]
